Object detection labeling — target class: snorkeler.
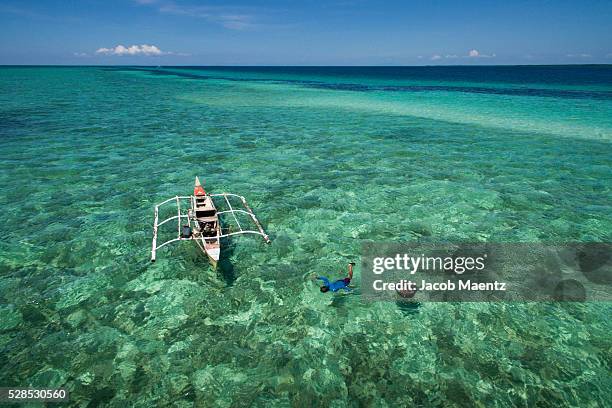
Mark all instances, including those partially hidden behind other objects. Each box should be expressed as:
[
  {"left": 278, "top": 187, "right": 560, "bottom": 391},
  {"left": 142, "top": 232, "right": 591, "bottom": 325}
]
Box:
[{"left": 316, "top": 262, "right": 355, "bottom": 293}]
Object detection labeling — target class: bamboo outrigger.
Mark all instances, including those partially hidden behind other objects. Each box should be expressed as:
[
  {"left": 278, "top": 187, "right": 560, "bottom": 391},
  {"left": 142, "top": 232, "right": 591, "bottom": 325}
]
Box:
[{"left": 151, "top": 177, "right": 270, "bottom": 266}]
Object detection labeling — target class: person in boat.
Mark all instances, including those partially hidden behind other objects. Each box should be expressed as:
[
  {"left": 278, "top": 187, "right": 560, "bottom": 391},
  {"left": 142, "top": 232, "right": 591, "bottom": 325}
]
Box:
[{"left": 316, "top": 262, "right": 355, "bottom": 293}]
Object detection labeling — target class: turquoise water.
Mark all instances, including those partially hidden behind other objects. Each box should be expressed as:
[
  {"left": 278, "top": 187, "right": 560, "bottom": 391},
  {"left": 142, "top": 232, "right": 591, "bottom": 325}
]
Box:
[{"left": 0, "top": 66, "right": 611, "bottom": 406}]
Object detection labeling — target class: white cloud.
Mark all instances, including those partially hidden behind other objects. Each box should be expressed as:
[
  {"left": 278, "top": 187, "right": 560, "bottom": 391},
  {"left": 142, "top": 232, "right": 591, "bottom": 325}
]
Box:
[
  {"left": 566, "top": 53, "right": 592, "bottom": 58},
  {"left": 161, "top": 4, "right": 256, "bottom": 30},
  {"left": 429, "top": 50, "right": 495, "bottom": 62},
  {"left": 467, "top": 49, "right": 495, "bottom": 58},
  {"left": 73, "top": 52, "right": 88, "bottom": 57},
  {"left": 219, "top": 15, "right": 253, "bottom": 30},
  {"left": 96, "top": 44, "right": 164, "bottom": 56},
  {"left": 136, "top": 1, "right": 258, "bottom": 30}
]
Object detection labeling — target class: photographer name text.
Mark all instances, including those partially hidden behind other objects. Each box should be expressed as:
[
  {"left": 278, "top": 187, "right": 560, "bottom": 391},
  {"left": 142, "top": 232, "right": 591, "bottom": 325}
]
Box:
[{"left": 372, "top": 279, "right": 507, "bottom": 292}]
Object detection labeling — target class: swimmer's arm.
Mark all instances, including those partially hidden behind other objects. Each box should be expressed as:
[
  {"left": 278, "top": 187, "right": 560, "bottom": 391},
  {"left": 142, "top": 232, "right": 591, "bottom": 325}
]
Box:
[{"left": 316, "top": 276, "right": 331, "bottom": 286}]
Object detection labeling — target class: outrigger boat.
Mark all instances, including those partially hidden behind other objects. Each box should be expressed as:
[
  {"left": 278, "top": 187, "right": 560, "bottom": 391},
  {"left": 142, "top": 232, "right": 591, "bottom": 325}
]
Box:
[{"left": 151, "top": 177, "right": 270, "bottom": 266}]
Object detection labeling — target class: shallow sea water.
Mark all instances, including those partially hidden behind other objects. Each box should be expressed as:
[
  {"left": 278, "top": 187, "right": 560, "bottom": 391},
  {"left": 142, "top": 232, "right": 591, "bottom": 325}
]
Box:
[{"left": 0, "top": 66, "right": 611, "bottom": 407}]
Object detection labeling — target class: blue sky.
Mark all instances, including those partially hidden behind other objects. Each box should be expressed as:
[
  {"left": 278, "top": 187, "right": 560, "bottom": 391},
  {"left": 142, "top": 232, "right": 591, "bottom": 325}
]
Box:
[{"left": 1, "top": 0, "right": 611, "bottom": 65}]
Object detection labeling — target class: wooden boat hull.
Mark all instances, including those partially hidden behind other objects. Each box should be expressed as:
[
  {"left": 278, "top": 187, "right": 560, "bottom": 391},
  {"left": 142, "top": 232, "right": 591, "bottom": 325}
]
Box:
[
  {"left": 194, "top": 237, "right": 220, "bottom": 268},
  {"left": 192, "top": 177, "right": 221, "bottom": 267}
]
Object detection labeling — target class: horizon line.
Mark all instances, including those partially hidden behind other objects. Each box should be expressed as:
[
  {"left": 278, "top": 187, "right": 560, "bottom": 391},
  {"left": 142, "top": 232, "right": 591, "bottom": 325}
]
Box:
[{"left": 1, "top": 63, "right": 612, "bottom": 68}]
